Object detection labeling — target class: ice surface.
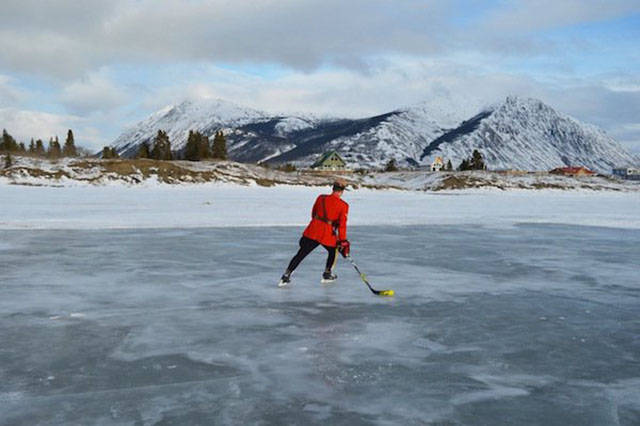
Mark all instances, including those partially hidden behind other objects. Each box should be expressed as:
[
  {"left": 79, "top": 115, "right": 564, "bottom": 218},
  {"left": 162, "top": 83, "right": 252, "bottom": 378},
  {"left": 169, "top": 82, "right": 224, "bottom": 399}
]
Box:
[{"left": 1, "top": 224, "right": 639, "bottom": 425}]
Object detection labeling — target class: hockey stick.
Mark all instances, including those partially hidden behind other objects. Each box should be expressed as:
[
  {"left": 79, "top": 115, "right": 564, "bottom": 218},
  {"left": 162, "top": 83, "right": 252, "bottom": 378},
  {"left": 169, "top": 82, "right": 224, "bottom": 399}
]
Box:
[{"left": 346, "top": 255, "right": 394, "bottom": 297}]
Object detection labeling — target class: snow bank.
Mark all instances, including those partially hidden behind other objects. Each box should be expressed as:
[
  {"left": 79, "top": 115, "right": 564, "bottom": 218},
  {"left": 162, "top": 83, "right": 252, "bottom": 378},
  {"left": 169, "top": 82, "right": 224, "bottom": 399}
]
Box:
[{"left": 1, "top": 183, "right": 639, "bottom": 230}]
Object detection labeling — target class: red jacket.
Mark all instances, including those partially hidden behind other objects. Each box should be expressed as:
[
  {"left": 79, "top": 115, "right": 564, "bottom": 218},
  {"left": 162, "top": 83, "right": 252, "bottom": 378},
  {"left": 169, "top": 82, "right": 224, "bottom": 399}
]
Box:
[{"left": 303, "top": 193, "right": 349, "bottom": 247}]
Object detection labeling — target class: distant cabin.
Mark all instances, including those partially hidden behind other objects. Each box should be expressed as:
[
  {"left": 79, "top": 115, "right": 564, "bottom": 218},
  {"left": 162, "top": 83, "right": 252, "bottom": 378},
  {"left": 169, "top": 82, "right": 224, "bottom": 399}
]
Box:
[
  {"left": 431, "top": 156, "right": 444, "bottom": 172},
  {"left": 550, "top": 166, "right": 595, "bottom": 177},
  {"left": 612, "top": 167, "right": 640, "bottom": 180},
  {"left": 311, "top": 151, "right": 348, "bottom": 171}
]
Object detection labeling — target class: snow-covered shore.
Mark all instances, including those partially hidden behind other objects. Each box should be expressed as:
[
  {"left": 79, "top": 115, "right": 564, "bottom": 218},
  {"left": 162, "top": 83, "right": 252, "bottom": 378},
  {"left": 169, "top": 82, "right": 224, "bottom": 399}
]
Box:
[
  {"left": 1, "top": 156, "right": 639, "bottom": 192},
  {"left": 1, "top": 182, "right": 639, "bottom": 230}
]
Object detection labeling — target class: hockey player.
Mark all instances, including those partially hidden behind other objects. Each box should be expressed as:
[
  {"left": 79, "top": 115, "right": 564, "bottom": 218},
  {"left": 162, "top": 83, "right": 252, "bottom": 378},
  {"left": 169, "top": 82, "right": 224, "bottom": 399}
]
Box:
[{"left": 278, "top": 178, "right": 350, "bottom": 286}]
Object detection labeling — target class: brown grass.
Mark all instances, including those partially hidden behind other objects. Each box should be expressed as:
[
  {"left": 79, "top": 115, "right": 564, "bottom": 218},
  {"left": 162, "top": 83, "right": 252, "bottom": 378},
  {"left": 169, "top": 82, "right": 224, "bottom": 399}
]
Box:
[
  {"left": 435, "top": 175, "right": 495, "bottom": 190},
  {"left": 254, "top": 178, "right": 276, "bottom": 187},
  {"left": 67, "top": 159, "right": 229, "bottom": 184},
  {"left": 1, "top": 167, "right": 69, "bottom": 180}
]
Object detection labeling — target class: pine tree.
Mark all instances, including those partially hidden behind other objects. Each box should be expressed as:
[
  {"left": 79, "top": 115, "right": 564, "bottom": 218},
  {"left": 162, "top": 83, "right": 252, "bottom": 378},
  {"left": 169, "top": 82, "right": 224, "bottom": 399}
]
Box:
[
  {"left": 19, "top": 142, "right": 26, "bottom": 153},
  {"left": 198, "top": 132, "right": 210, "bottom": 159},
  {"left": 29, "top": 138, "right": 36, "bottom": 154},
  {"left": 63, "top": 129, "right": 77, "bottom": 157},
  {"left": 54, "top": 137, "right": 62, "bottom": 157},
  {"left": 470, "top": 150, "right": 485, "bottom": 170},
  {"left": 458, "top": 159, "right": 470, "bottom": 171},
  {"left": 4, "top": 151, "right": 12, "bottom": 168},
  {"left": 0, "top": 129, "right": 7, "bottom": 151},
  {"left": 185, "top": 130, "right": 200, "bottom": 161},
  {"left": 211, "top": 131, "right": 227, "bottom": 160},
  {"left": 384, "top": 158, "right": 398, "bottom": 172},
  {"left": 151, "top": 132, "right": 162, "bottom": 160},
  {"left": 446, "top": 159, "right": 453, "bottom": 171},
  {"left": 1, "top": 129, "right": 18, "bottom": 151},
  {"left": 156, "top": 131, "right": 171, "bottom": 161},
  {"left": 102, "top": 146, "right": 117, "bottom": 159},
  {"left": 35, "top": 139, "right": 45, "bottom": 156},
  {"left": 165, "top": 136, "right": 172, "bottom": 161},
  {"left": 48, "top": 137, "right": 62, "bottom": 158},
  {"left": 137, "top": 142, "right": 150, "bottom": 159},
  {"left": 151, "top": 130, "right": 172, "bottom": 160}
]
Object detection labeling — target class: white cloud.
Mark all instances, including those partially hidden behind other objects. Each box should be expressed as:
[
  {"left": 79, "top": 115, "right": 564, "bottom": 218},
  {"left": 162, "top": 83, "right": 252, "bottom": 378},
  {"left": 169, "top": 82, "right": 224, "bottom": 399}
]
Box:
[
  {"left": 482, "top": 0, "right": 640, "bottom": 33},
  {"left": 0, "top": 108, "right": 106, "bottom": 149},
  {"left": 0, "top": 75, "right": 28, "bottom": 107},
  {"left": 610, "top": 124, "right": 640, "bottom": 154},
  {"left": 0, "top": 108, "right": 78, "bottom": 142},
  {"left": 603, "top": 75, "right": 640, "bottom": 93},
  {"left": 0, "top": 0, "right": 443, "bottom": 77},
  {"left": 2, "top": 0, "right": 637, "bottom": 79},
  {"left": 1, "top": 0, "right": 561, "bottom": 78},
  {"left": 61, "top": 71, "right": 130, "bottom": 115},
  {"left": 0, "top": 30, "right": 98, "bottom": 79}
]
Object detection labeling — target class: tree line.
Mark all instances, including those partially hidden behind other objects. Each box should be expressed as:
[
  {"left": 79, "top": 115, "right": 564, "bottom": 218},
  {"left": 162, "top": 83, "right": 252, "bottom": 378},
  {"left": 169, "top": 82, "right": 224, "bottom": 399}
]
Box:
[
  {"left": 457, "top": 150, "right": 486, "bottom": 171},
  {"left": 2, "top": 128, "right": 78, "bottom": 158},
  {"left": 382, "top": 150, "right": 485, "bottom": 172},
  {"left": 3, "top": 128, "right": 80, "bottom": 168},
  {"left": 2, "top": 126, "right": 228, "bottom": 164},
  {"left": 101, "top": 129, "right": 227, "bottom": 161}
]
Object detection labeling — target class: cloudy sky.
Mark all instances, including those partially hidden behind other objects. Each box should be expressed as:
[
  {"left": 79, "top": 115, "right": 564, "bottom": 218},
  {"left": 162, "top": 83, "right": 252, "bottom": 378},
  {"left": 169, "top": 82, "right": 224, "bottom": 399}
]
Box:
[{"left": 1, "top": 0, "right": 639, "bottom": 152}]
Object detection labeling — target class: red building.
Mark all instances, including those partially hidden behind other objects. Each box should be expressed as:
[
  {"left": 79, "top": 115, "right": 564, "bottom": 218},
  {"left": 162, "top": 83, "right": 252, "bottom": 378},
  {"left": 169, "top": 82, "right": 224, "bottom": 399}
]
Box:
[{"left": 549, "top": 166, "right": 595, "bottom": 176}]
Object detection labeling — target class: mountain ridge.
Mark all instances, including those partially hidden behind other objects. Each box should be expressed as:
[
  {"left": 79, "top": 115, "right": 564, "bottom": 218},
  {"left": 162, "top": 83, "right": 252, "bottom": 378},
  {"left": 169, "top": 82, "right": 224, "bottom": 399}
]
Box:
[
  {"left": 111, "top": 96, "right": 638, "bottom": 173},
  {"left": 420, "top": 96, "right": 636, "bottom": 173}
]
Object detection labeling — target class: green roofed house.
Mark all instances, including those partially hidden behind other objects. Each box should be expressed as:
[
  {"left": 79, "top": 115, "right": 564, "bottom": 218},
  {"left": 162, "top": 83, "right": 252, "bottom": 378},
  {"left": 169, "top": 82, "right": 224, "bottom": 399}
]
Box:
[{"left": 311, "top": 150, "right": 348, "bottom": 171}]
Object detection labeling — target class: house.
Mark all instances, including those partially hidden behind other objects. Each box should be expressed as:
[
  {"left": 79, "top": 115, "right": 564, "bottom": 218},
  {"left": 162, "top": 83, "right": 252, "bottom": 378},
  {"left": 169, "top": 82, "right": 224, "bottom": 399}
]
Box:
[
  {"left": 431, "top": 156, "right": 444, "bottom": 172},
  {"left": 612, "top": 167, "right": 640, "bottom": 181},
  {"left": 311, "top": 151, "right": 348, "bottom": 171},
  {"left": 549, "top": 166, "right": 595, "bottom": 177}
]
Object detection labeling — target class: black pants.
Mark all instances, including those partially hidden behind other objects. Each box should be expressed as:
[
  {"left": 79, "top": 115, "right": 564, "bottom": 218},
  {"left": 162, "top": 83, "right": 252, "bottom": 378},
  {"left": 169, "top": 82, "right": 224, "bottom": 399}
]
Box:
[{"left": 286, "top": 236, "right": 337, "bottom": 274}]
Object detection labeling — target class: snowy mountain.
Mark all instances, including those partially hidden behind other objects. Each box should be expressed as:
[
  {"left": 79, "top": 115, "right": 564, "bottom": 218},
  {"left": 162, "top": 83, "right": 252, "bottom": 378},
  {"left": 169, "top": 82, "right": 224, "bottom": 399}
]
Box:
[
  {"left": 111, "top": 98, "right": 447, "bottom": 168},
  {"left": 112, "top": 98, "right": 272, "bottom": 158},
  {"left": 420, "top": 96, "right": 637, "bottom": 173},
  {"left": 262, "top": 108, "right": 444, "bottom": 168},
  {"left": 111, "top": 96, "right": 637, "bottom": 172}
]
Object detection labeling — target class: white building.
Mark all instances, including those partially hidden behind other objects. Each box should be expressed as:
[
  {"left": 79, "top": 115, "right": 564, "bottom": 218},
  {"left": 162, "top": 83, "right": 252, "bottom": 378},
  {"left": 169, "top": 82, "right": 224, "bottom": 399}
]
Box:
[
  {"left": 431, "top": 156, "right": 444, "bottom": 172},
  {"left": 612, "top": 167, "right": 640, "bottom": 181}
]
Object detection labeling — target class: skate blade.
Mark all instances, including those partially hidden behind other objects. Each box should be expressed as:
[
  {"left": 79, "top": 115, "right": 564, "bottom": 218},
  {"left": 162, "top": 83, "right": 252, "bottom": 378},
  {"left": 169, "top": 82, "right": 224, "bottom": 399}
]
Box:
[
  {"left": 277, "top": 280, "right": 291, "bottom": 288},
  {"left": 320, "top": 279, "right": 337, "bottom": 284}
]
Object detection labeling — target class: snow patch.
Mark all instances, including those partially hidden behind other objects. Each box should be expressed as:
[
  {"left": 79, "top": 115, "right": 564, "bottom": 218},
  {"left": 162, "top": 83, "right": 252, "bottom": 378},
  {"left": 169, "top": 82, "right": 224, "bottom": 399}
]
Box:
[{"left": 1, "top": 183, "right": 639, "bottom": 230}]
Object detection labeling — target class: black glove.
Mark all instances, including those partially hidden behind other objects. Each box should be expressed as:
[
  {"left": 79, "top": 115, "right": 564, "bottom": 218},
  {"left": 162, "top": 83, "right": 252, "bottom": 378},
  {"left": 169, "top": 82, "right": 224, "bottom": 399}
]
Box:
[{"left": 338, "top": 240, "right": 350, "bottom": 258}]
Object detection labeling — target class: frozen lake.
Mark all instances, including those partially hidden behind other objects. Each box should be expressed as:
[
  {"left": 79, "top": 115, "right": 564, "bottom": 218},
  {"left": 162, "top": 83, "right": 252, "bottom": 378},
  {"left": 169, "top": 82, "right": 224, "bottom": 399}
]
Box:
[{"left": 1, "top": 224, "right": 639, "bottom": 425}]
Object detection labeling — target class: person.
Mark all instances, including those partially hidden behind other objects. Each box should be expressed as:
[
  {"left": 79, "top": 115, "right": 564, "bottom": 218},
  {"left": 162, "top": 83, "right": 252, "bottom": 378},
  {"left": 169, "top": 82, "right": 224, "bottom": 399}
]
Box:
[{"left": 279, "top": 178, "right": 351, "bottom": 287}]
